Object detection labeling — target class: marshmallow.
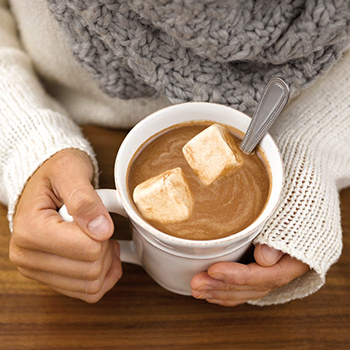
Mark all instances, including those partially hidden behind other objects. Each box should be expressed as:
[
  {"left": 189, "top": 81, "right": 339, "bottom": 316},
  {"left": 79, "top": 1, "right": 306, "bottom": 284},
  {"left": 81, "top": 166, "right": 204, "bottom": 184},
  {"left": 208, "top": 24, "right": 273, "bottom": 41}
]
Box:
[
  {"left": 133, "top": 167, "right": 193, "bottom": 224},
  {"left": 182, "top": 124, "right": 242, "bottom": 185}
]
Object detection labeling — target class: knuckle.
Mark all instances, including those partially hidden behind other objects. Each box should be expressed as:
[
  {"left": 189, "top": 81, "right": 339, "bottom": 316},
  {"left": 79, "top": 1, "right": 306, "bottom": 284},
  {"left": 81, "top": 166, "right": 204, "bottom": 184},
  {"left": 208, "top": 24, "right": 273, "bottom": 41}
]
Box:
[
  {"left": 67, "top": 187, "right": 95, "bottom": 216},
  {"left": 84, "top": 261, "right": 104, "bottom": 280},
  {"left": 115, "top": 266, "right": 123, "bottom": 281},
  {"left": 111, "top": 263, "right": 123, "bottom": 283},
  {"left": 10, "top": 226, "right": 31, "bottom": 249},
  {"left": 9, "top": 243, "right": 25, "bottom": 267},
  {"left": 9, "top": 252, "right": 20, "bottom": 267},
  {"left": 85, "top": 279, "right": 104, "bottom": 295},
  {"left": 83, "top": 294, "right": 103, "bottom": 304},
  {"left": 84, "top": 240, "right": 103, "bottom": 261},
  {"left": 8, "top": 241, "right": 18, "bottom": 265}
]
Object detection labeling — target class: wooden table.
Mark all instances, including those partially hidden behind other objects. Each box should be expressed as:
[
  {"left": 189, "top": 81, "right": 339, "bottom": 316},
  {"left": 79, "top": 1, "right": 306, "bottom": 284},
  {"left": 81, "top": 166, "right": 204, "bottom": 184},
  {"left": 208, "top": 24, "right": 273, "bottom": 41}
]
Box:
[{"left": 0, "top": 125, "right": 349, "bottom": 350}]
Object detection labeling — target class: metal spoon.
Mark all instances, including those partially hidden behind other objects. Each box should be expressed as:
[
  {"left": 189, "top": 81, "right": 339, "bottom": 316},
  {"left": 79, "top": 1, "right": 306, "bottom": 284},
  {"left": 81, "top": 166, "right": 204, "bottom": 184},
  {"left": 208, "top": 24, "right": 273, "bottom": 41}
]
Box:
[{"left": 240, "top": 77, "right": 290, "bottom": 154}]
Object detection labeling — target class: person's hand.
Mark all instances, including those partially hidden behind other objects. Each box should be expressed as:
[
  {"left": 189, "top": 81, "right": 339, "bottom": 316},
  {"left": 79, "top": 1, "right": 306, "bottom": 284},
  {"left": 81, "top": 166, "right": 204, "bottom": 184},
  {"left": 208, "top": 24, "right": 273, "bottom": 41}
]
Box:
[
  {"left": 190, "top": 244, "right": 310, "bottom": 306},
  {"left": 10, "top": 149, "right": 122, "bottom": 303}
]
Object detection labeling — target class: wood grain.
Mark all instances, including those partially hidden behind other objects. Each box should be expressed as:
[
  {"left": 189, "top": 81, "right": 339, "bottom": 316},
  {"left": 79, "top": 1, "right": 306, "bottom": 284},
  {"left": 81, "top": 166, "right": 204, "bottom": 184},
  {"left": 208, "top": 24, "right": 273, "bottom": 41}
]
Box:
[{"left": 0, "top": 125, "right": 349, "bottom": 350}]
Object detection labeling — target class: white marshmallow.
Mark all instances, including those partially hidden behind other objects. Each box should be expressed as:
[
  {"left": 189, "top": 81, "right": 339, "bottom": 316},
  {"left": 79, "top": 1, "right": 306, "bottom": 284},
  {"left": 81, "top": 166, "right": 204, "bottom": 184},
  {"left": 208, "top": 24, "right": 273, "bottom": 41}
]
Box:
[
  {"left": 182, "top": 124, "right": 242, "bottom": 185},
  {"left": 133, "top": 167, "right": 193, "bottom": 224}
]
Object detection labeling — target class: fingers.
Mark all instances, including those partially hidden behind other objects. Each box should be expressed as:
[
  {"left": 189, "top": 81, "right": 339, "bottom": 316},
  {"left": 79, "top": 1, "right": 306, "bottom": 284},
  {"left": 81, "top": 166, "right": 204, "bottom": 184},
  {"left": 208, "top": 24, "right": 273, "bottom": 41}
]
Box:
[
  {"left": 254, "top": 244, "right": 284, "bottom": 267},
  {"left": 193, "top": 290, "right": 270, "bottom": 307},
  {"left": 12, "top": 148, "right": 114, "bottom": 260},
  {"left": 16, "top": 240, "right": 122, "bottom": 303},
  {"left": 11, "top": 212, "right": 108, "bottom": 261},
  {"left": 50, "top": 254, "right": 122, "bottom": 303},
  {"left": 10, "top": 239, "right": 110, "bottom": 278},
  {"left": 48, "top": 149, "right": 114, "bottom": 241},
  {"left": 207, "top": 254, "right": 309, "bottom": 289},
  {"left": 60, "top": 182, "right": 113, "bottom": 240},
  {"left": 191, "top": 254, "right": 310, "bottom": 307},
  {"left": 191, "top": 271, "right": 261, "bottom": 292},
  {"left": 10, "top": 149, "right": 122, "bottom": 303}
]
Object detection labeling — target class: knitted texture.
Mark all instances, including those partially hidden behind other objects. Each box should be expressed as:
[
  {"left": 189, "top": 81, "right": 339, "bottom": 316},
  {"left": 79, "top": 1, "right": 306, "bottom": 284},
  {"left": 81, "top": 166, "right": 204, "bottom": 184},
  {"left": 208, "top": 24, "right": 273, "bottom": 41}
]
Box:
[
  {"left": 0, "top": 48, "right": 98, "bottom": 229},
  {"left": 250, "top": 51, "right": 350, "bottom": 305},
  {"left": 47, "top": 0, "right": 350, "bottom": 116},
  {"left": 1, "top": 0, "right": 350, "bottom": 305}
]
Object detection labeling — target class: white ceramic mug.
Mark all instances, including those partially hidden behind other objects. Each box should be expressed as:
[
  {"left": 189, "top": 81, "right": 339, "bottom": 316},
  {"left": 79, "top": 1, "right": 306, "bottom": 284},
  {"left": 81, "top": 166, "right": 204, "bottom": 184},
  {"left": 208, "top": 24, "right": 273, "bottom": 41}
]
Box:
[{"left": 59, "top": 102, "right": 283, "bottom": 295}]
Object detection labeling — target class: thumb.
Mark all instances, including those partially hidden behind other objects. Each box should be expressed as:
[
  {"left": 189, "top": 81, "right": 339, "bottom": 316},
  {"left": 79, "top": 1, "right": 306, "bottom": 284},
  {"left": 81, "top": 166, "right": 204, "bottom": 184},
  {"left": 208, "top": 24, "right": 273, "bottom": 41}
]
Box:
[
  {"left": 254, "top": 244, "right": 284, "bottom": 267},
  {"left": 52, "top": 150, "right": 114, "bottom": 241}
]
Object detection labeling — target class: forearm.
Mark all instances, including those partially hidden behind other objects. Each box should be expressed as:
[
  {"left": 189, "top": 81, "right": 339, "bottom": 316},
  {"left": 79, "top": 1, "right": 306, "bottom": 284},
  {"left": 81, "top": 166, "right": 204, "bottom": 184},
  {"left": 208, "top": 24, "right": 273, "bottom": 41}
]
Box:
[
  {"left": 251, "top": 49, "right": 350, "bottom": 305},
  {"left": 0, "top": 0, "right": 98, "bottom": 228}
]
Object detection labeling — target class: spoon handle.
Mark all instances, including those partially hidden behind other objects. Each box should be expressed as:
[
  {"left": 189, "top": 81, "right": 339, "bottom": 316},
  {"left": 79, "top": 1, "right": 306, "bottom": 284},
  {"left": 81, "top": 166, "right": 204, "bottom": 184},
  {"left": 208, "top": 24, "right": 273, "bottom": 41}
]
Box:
[{"left": 240, "top": 77, "right": 289, "bottom": 154}]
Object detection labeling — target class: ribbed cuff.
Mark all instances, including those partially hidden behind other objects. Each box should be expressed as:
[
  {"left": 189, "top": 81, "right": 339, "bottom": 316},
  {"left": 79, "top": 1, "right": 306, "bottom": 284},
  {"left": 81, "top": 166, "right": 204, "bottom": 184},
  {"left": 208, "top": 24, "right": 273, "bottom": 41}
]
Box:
[
  {"left": 245, "top": 50, "right": 350, "bottom": 305},
  {"left": 2, "top": 110, "right": 98, "bottom": 230}
]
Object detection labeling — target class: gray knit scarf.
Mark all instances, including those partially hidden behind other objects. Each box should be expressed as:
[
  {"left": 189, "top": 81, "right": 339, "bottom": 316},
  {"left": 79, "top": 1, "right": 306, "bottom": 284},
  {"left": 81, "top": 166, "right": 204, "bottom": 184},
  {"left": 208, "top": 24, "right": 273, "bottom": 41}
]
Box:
[{"left": 47, "top": 0, "right": 350, "bottom": 115}]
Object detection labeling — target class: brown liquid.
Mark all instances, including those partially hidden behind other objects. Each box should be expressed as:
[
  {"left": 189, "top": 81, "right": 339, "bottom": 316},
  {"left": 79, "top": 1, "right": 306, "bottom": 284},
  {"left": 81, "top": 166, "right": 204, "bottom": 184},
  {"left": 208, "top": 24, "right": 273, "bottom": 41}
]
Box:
[{"left": 127, "top": 122, "right": 271, "bottom": 240}]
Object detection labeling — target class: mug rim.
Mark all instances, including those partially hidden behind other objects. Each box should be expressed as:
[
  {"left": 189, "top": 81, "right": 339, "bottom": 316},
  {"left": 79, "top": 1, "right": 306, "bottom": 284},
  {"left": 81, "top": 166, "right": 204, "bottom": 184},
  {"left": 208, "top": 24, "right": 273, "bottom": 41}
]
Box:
[{"left": 115, "top": 102, "right": 283, "bottom": 247}]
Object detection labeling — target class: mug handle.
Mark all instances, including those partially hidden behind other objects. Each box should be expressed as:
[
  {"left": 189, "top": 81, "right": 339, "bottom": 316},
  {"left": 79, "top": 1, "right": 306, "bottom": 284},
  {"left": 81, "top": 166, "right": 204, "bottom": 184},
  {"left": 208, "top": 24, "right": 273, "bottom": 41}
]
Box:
[{"left": 58, "top": 189, "right": 142, "bottom": 266}]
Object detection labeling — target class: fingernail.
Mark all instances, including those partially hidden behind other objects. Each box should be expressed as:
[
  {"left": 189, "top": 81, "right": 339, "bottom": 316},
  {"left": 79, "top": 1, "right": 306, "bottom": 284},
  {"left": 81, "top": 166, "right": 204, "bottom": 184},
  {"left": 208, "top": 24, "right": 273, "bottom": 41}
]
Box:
[
  {"left": 261, "top": 245, "right": 283, "bottom": 265},
  {"left": 208, "top": 272, "right": 226, "bottom": 281},
  {"left": 88, "top": 215, "right": 111, "bottom": 236}
]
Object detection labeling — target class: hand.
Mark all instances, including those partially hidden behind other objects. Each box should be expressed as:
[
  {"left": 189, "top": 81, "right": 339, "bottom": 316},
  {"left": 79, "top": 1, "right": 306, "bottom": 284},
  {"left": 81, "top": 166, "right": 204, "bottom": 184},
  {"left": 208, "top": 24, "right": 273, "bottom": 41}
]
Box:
[
  {"left": 10, "top": 149, "right": 122, "bottom": 303},
  {"left": 190, "top": 244, "right": 310, "bottom": 307}
]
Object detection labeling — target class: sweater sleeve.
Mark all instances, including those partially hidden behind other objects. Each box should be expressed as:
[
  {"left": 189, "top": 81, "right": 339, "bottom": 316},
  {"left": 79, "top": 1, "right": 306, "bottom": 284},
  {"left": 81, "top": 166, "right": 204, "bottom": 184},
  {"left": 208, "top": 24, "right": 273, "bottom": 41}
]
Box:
[
  {"left": 250, "top": 49, "right": 350, "bottom": 306},
  {"left": 0, "top": 0, "right": 98, "bottom": 229}
]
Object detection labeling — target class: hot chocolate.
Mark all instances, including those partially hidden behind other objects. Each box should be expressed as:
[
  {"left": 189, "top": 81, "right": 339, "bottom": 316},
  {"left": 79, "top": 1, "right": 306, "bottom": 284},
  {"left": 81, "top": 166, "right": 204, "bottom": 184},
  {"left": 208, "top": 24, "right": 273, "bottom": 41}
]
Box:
[{"left": 127, "top": 121, "right": 271, "bottom": 240}]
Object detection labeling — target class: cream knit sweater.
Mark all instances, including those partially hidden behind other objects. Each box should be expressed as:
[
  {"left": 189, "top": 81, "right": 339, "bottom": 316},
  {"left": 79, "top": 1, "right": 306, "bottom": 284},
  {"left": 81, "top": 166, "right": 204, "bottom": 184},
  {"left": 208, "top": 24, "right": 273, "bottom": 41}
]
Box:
[{"left": 1, "top": 0, "right": 349, "bottom": 306}]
